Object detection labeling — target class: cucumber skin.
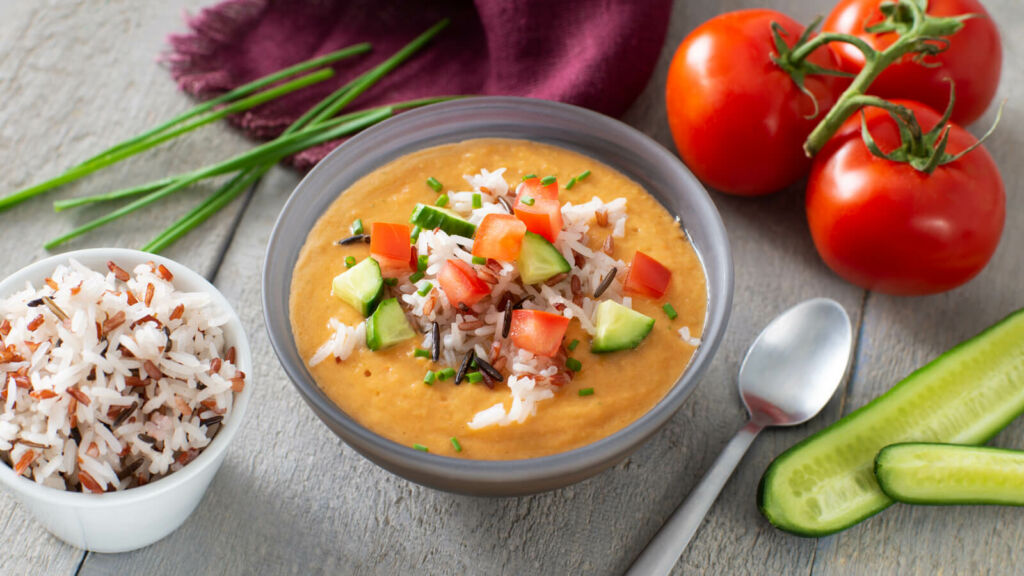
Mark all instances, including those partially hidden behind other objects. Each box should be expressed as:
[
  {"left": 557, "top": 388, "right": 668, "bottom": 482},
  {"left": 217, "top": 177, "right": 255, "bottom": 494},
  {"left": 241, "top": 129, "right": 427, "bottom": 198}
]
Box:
[
  {"left": 875, "top": 443, "right": 1024, "bottom": 507},
  {"left": 758, "top": 308, "right": 1024, "bottom": 537}
]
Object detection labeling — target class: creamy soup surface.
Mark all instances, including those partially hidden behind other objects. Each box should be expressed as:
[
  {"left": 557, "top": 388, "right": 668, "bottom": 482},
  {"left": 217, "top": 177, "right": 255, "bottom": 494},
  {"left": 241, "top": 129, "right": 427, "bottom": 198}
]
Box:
[{"left": 290, "top": 138, "right": 707, "bottom": 459}]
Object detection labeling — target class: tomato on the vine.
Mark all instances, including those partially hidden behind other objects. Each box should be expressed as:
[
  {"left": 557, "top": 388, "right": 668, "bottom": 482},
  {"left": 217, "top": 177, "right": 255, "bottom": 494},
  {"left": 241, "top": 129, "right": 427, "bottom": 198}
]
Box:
[
  {"left": 806, "top": 100, "right": 1004, "bottom": 295},
  {"left": 823, "top": 0, "right": 1001, "bottom": 125},
  {"left": 666, "top": 9, "right": 845, "bottom": 196}
]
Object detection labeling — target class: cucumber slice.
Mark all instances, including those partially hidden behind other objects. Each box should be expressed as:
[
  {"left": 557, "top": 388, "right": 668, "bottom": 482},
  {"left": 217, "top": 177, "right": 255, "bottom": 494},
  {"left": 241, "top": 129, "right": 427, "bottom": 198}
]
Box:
[
  {"left": 330, "top": 258, "right": 383, "bottom": 316},
  {"left": 591, "top": 300, "right": 654, "bottom": 353},
  {"left": 365, "top": 298, "right": 416, "bottom": 351},
  {"left": 876, "top": 443, "right": 1024, "bottom": 506},
  {"left": 759, "top": 309, "right": 1024, "bottom": 536},
  {"left": 517, "top": 231, "right": 570, "bottom": 284},
  {"left": 409, "top": 204, "right": 476, "bottom": 238}
]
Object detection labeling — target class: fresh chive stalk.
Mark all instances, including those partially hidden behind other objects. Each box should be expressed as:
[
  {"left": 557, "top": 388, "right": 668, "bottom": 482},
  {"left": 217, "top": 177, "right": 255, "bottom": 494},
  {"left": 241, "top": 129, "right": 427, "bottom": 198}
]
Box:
[
  {"left": 417, "top": 282, "right": 433, "bottom": 296},
  {"left": 568, "top": 339, "right": 580, "bottom": 351},
  {"left": 413, "top": 444, "right": 429, "bottom": 452},
  {"left": 427, "top": 177, "right": 443, "bottom": 192},
  {"left": 521, "top": 196, "right": 535, "bottom": 206},
  {"left": 472, "top": 193, "right": 482, "bottom": 208},
  {"left": 438, "top": 367, "right": 455, "bottom": 380},
  {"left": 417, "top": 255, "right": 428, "bottom": 272},
  {"left": 423, "top": 371, "right": 436, "bottom": 385},
  {"left": 435, "top": 194, "right": 449, "bottom": 207},
  {"left": 351, "top": 219, "right": 364, "bottom": 235},
  {"left": 414, "top": 348, "right": 430, "bottom": 358},
  {"left": 540, "top": 175, "right": 556, "bottom": 186},
  {"left": 471, "top": 256, "right": 486, "bottom": 265},
  {"left": 578, "top": 388, "right": 595, "bottom": 397},
  {"left": 450, "top": 437, "right": 462, "bottom": 452},
  {"left": 345, "top": 256, "right": 356, "bottom": 268},
  {"left": 383, "top": 277, "right": 398, "bottom": 287},
  {"left": 411, "top": 225, "right": 422, "bottom": 243},
  {"left": 566, "top": 358, "right": 582, "bottom": 372},
  {"left": 565, "top": 178, "right": 577, "bottom": 190},
  {"left": 663, "top": 303, "right": 678, "bottom": 320},
  {"left": 409, "top": 271, "right": 425, "bottom": 283},
  {"left": 466, "top": 371, "right": 483, "bottom": 384},
  {"left": 522, "top": 174, "right": 537, "bottom": 181},
  {"left": 578, "top": 170, "right": 591, "bottom": 180}
]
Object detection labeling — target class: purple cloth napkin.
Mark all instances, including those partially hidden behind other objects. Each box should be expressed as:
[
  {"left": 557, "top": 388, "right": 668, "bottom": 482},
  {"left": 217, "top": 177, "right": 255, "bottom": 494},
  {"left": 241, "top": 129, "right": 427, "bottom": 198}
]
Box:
[{"left": 166, "top": 0, "right": 672, "bottom": 170}]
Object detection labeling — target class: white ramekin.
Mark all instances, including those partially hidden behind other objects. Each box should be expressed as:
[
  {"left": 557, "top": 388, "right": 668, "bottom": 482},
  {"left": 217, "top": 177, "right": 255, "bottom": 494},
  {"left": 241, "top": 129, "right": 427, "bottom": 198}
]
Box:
[{"left": 0, "top": 248, "right": 252, "bottom": 552}]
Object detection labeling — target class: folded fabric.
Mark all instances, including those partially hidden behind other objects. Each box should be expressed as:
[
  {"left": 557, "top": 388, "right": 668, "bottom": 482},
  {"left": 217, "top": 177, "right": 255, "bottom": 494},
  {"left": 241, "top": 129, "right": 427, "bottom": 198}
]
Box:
[{"left": 166, "top": 0, "right": 672, "bottom": 170}]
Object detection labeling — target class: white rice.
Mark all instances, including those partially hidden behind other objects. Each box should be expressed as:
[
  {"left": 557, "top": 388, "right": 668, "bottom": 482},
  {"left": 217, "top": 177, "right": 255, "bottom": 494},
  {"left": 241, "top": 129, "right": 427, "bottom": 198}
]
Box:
[
  {"left": 678, "top": 326, "right": 702, "bottom": 347},
  {"left": 0, "top": 259, "right": 242, "bottom": 492}
]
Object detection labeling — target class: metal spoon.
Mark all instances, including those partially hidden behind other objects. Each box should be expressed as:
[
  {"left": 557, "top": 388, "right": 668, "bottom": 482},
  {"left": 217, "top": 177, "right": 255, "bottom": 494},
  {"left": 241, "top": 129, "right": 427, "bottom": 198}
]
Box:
[{"left": 626, "top": 298, "right": 853, "bottom": 576}]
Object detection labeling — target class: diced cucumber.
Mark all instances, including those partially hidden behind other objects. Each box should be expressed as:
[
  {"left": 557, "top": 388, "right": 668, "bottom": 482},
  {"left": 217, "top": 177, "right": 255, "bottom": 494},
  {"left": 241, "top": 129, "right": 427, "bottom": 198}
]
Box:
[
  {"left": 759, "top": 309, "right": 1024, "bottom": 536},
  {"left": 590, "top": 300, "right": 654, "bottom": 353},
  {"left": 365, "top": 298, "right": 416, "bottom": 351},
  {"left": 409, "top": 204, "right": 476, "bottom": 238},
  {"left": 330, "top": 258, "right": 383, "bottom": 316},
  {"left": 876, "top": 443, "right": 1024, "bottom": 506},
  {"left": 517, "top": 231, "right": 570, "bottom": 284}
]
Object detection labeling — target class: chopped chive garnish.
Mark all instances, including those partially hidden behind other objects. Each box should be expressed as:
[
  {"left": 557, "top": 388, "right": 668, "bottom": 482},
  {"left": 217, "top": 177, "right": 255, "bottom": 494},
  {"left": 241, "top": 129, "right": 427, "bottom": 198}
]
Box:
[
  {"left": 417, "top": 281, "right": 433, "bottom": 296},
  {"left": 345, "top": 256, "right": 356, "bottom": 268},
  {"left": 522, "top": 173, "right": 537, "bottom": 181},
  {"left": 423, "top": 370, "right": 436, "bottom": 385},
  {"left": 521, "top": 196, "right": 535, "bottom": 206},
  {"left": 414, "top": 348, "right": 430, "bottom": 358},
  {"left": 663, "top": 303, "right": 678, "bottom": 320},
  {"left": 413, "top": 443, "right": 429, "bottom": 452},
  {"left": 435, "top": 194, "right": 449, "bottom": 207},
  {"left": 410, "top": 225, "right": 422, "bottom": 243},
  {"left": 578, "top": 388, "right": 595, "bottom": 397},
  {"left": 472, "top": 193, "right": 482, "bottom": 208},
  {"left": 383, "top": 277, "right": 398, "bottom": 286},
  {"left": 471, "top": 256, "right": 486, "bottom": 265},
  {"left": 409, "top": 271, "right": 425, "bottom": 283},
  {"left": 417, "top": 254, "right": 429, "bottom": 272},
  {"left": 578, "top": 169, "right": 591, "bottom": 180},
  {"left": 426, "top": 177, "right": 443, "bottom": 192},
  {"left": 565, "top": 177, "right": 577, "bottom": 190},
  {"left": 540, "top": 175, "right": 556, "bottom": 186},
  {"left": 438, "top": 367, "right": 455, "bottom": 380},
  {"left": 568, "top": 338, "right": 580, "bottom": 351},
  {"left": 566, "top": 358, "right": 582, "bottom": 372},
  {"left": 350, "top": 219, "right": 364, "bottom": 235},
  {"left": 450, "top": 437, "right": 462, "bottom": 452},
  {"left": 466, "top": 371, "right": 483, "bottom": 384}
]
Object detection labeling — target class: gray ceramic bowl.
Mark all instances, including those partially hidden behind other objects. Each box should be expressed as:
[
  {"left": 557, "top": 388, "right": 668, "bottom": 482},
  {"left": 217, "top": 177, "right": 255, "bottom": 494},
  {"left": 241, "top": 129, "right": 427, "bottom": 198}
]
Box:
[{"left": 263, "top": 97, "right": 733, "bottom": 496}]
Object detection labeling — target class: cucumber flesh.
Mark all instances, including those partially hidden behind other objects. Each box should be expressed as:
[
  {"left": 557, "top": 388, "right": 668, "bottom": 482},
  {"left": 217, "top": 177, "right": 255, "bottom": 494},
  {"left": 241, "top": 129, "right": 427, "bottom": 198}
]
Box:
[
  {"left": 365, "top": 298, "right": 416, "bottom": 351},
  {"left": 876, "top": 443, "right": 1024, "bottom": 506},
  {"left": 758, "top": 309, "right": 1024, "bottom": 536},
  {"left": 591, "top": 300, "right": 654, "bottom": 353},
  {"left": 517, "top": 231, "right": 570, "bottom": 284},
  {"left": 331, "top": 258, "right": 383, "bottom": 316},
  {"left": 409, "top": 204, "right": 476, "bottom": 238}
]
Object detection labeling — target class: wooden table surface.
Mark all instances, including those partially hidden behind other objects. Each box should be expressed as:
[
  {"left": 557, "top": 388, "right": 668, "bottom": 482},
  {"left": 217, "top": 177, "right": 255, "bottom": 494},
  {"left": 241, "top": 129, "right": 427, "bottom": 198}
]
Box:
[{"left": 1, "top": 0, "right": 1021, "bottom": 574}]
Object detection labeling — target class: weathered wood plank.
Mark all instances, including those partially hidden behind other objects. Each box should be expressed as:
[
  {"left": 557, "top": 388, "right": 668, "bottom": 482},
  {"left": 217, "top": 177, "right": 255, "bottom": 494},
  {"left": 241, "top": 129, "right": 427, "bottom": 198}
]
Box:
[{"left": 0, "top": 1, "right": 261, "bottom": 573}]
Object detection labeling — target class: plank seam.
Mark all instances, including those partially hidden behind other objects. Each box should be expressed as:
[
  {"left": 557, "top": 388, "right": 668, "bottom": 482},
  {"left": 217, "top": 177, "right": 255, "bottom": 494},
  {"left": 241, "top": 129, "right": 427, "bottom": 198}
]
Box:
[
  {"left": 72, "top": 550, "right": 88, "bottom": 576},
  {"left": 206, "top": 175, "right": 262, "bottom": 283}
]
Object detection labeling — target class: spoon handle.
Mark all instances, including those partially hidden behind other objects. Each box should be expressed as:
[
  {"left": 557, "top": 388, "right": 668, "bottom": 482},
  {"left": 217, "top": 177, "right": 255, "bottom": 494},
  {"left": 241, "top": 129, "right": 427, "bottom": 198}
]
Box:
[{"left": 625, "top": 420, "right": 764, "bottom": 576}]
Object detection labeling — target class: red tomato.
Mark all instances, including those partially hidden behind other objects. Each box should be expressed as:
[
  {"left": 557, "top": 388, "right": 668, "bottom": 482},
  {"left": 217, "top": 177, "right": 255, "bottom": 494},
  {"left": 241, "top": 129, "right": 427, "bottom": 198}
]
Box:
[
  {"left": 370, "top": 222, "right": 412, "bottom": 274},
  {"left": 438, "top": 259, "right": 491, "bottom": 308},
  {"left": 665, "top": 10, "right": 845, "bottom": 196},
  {"left": 823, "top": 0, "right": 1001, "bottom": 125},
  {"left": 806, "top": 100, "right": 1005, "bottom": 295},
  {"left": 514, "top": 178, "right": 563, "bottom": 242},
  {"left": 473, "top": 214, "right": 527, "bottom": 261},
  {"left": 623, "top": 251, "right": 672, "bottom": 300},
  {"left": 509, "top": 309, "right": 571, "bottom": 357}
]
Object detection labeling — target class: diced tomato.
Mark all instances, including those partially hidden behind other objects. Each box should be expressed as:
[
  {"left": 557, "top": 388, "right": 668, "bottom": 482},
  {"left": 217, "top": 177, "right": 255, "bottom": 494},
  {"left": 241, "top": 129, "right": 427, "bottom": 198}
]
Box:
[
  {"left": 473, "top": 214, "right": 527, "bottom": 261},
  {"left": 438, "top": 259, "right": 491, "bottom": 308},
  {"left": 509, "top": 309, "right": 571, "bottom": 357},
  {"left": 514, "top": 178, "right": 562, "bottom": 242},
  {"left": 516, "top": 178, "right": 559, "bottom": 203},
  {"left": 623, "top": 251, "right": 672, "bottom": 299},
  {"left": 370, "top": 222, "right": 413, "bottom": 274}
]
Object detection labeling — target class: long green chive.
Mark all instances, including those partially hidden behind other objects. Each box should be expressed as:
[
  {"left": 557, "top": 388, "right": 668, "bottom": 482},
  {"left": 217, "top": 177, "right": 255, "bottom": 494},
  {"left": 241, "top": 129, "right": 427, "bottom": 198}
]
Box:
[
  {"left": 423, "top": 371, "right": 436, "bottom": 385},
  {"left": 427, "top": 177, "right": 443, "bottom": 192},
  {"left": 466, "top": 371, "right": 483, "bottom": 384},
  {"left": 472, "top": 193, "right": 482, "bottom": 208},
  {"left": 521, "top": 196, "right": 535, "bottom": 206},
  {"left": 566, "top": 358, "right": 582, "bottom": 372},
  {"left": 435, "top": 194, "right": 449, "bottom": 207},
  {"left": 578, "top": 169, "right": 591, "bottom": 180},
  {"left": 663, "top": 303, "right": 678, "bottom": 320},
  {"left": 383, "top": 277, "right": 398, "bottom": 286},
  {"left": 438, "top": 367, "right": 455, "bottom": 380},
  {"left": 540, "top": 175, "right": 556, "bottom": 186},
  {"left": 578, "top": 388, "right": 595, "bottom": 397},
  {"left": 417, "top": 255, "right": 428, "bottom": 272},
  {"left": 413, "top": 444, "right": 429, "bottom": 452},
  {"left": 565, "top": 177, "right": 577, "bottom": 190},
  {"left": 414, "top": 348, "right": 431, "bottom": 358},
  {"left": 471, "top": 256, "right": 486, "bottom": 265},
  {"left": 351, "top": 219, "right": 364, "bottom": 235},
  {"left": 345, "top": 256, "right": 356, "bottom": 268},
  {"left": 568, "top": 339, "right": 580, "bottom": 351},
  {"left": 409, "top": 271, "right": 425, "bottom": 283},
  {"left": 450, "top": 437, "right": 462, "bottom": 452},
  {"left": 522, "top": 174, "right": 537, "bottom": 181},
  {"left": 411, "top": 225, "right": 422, "bottom": 243},
  {"left": 417, "top": 282, "right": 433, "bottom": 296}
]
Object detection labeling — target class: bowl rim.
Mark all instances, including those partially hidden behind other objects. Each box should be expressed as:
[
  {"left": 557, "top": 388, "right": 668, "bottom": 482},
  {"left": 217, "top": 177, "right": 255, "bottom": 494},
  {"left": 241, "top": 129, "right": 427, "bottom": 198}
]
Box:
[
  {"left": 263, "top": 96, "right": 733, "bottom": 485},
  {"left": 0, "top": 248, "right": 253, "bottom": 507}
]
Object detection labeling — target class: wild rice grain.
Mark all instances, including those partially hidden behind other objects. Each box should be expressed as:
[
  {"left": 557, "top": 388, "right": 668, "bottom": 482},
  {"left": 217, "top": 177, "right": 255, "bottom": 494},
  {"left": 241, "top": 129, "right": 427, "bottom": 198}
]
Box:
[
  {"left": 602, "top": 235, "right": 614, "bottom": 256},
  {"left": 101, "top": 310, "right": 126, "bottom": 334},
  {"left": 502, "top": 305, "right": 512, "bottom": 338},
  {"left": 431, "top": 322, "right": 440, "bottom": 362},
  {"left": 336, "top": 234, "right": 370, "bottom": 245},
  {"left": 594, "top": 268, "right": 617, "bottom": 298},
  {"left": 111, "top": 402, "right": 138, "bottom": 428},
  {"left": 107, "top": 261, "right": 130, "bottom": 282},
  {"left": 200, "top": 415, "right": 224, "bottom": 428},
  {"left": 456, "top": 349, "right": 475, "bottom": 385},
  {"left": 474, "top": 356, "right": 503, "bottom": 382},
  {"left": 497, "top": 196, "right": 514, "bottom": 213}
]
